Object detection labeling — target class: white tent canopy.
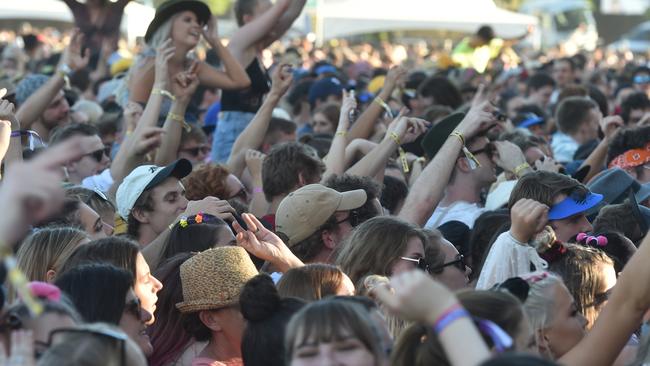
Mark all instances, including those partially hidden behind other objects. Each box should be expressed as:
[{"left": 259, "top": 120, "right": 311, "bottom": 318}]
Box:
[
  {"left": 0, "top": 0, "right": 155, "bottom": 44},
  {"left": 317, "top": 0, "right": 538, "bottom": 40}
]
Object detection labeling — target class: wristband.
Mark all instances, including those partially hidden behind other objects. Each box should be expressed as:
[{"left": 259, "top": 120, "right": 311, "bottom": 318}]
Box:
[
  {"left": 450, "top": 130, "right": 481, "bottom": 169},
  {"left": 152, "top": 88, "right": 176, "bottom": 101},
  {"left": 168, "top": 112, "right": 191, "bottom": 132},
  {"left": 373, "top": 96, "right": 393, "bottom": 119},
  {"left": 389, "top": 132, "right": 410, "bottom": 173},
  {"left": 513, "top": 162, "right": 531, "bottom": 177},
  {"left": 253, "top": 187, "right": 263, "bottom": 194},
  {"left": 434, "top": 303, "right": 470, "bottom": 334},
  {"left": 335, "top": 131, "right": 347, "bottom": 137}
]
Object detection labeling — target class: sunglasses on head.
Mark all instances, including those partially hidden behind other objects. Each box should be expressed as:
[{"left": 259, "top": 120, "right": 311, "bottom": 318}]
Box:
[{"left": 180, "top": 146, "right": 210, "bottom": 157}]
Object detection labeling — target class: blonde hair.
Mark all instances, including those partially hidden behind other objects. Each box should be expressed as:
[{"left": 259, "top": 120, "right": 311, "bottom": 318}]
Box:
[
  {"left": 520, "top": 271, "right": 563, "bottom": 358},
  {"left": 115, "top": 15, "right": 176, "bottom": 107},
  {"left": 17, "top": 227, "right": 88, "bottom": 282}
]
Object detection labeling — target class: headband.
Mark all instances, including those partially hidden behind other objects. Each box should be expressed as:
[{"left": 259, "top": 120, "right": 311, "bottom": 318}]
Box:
[{"left": 608, "top": 142, "right": 650, "bottom": 169}]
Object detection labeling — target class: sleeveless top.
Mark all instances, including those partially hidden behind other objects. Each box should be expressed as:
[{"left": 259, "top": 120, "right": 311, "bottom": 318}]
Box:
[{"left": 220, "top": 58, "right": 270, "bottom": 113}]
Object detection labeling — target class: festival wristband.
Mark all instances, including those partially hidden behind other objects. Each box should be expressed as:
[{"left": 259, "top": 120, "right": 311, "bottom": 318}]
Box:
[
  {"left": 513, "top": 162, "right": 531, "bottom": 177},
  {"left": 152, "top": 88, "right": 176, "bottom": 101},
  {"left": 374, "top": 96, "right": 393, "bottom": 119},
  {"left": 389, "top": 132, "right": 410, "bottom": 173},
  {"left": 168, "top": 112, "right": 191, "bottom": 132},
  {"left": 253, "top": 187, "right": 264, "bottom": 194},
  {"left": 433, "top": 303, "right": 469, "bottom": 334}
]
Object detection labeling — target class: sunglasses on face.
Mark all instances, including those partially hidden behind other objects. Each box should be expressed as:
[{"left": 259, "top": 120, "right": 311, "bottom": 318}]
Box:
[
  {"left": 469, "top": 143, "right": 496, "bottom": 160},
  {"left": 180, "top": 146, "right": 210, "bottom": 157},
  {"left": 334, "top": 210, "right": 361, "bottom": 227},
  {"left": 429, "top": 254, "right": 466, "bottom": 273},
  {"left": 86, "top": 147, "right": 110, "bottom": 163},
  {"left": 400, "top": 256, "right": 430, "bottom": 273},
  {"left": 228, "top": 187, "right": 248, "bottom": 202}
]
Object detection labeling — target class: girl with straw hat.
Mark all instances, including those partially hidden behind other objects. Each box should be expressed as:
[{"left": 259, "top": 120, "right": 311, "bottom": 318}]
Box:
[{"left": 177, "top": 246, "right": 258, "bottom": 366}]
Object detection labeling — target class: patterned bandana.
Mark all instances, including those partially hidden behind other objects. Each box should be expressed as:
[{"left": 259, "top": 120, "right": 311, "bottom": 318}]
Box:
[{"left": 609, "top": 142, "right": 650, "bottom": 169}]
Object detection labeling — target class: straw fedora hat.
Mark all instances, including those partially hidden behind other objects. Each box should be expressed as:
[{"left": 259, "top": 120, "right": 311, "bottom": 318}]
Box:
[{"left": 176, "top": 247, "right": 258, "bottom": 313}]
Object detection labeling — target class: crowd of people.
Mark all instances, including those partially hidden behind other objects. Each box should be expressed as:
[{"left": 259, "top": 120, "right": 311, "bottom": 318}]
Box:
[{"left": 0, "top": 0, "right": 650, "bottom": 365}]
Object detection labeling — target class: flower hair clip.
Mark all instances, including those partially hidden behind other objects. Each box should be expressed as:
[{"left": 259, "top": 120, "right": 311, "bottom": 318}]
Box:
[
  {"left": 179, "top": 217, "right": 189, "bottom": 228},
  {"left": 577, "top": 232, "right": 608, "bottom": 247},
  {"left": 174, "top": 213, "right": 219, "bottom": 229}
]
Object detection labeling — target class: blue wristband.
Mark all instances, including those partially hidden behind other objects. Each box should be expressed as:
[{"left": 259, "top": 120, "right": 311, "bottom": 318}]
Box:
[{"left": 434, "top": 308, "right": 470, "bottom": 334}]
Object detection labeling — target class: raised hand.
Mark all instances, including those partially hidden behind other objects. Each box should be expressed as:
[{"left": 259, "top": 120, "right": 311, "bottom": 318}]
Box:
[
  {"left": 245, "top": 149, "right": 266, "bottom": 180},
  {"left": 61, "top": 28, "right": 90, "bottom": 71},
  {"left": 383, "top": 65, "right": 408, "bottom": 92},
  {"left": 202, "top": 15, "right": 220, "bottom": 46},
  {"left": 184, "top": 197, "right": 236, "bottom": 223},
  {"left": 338, "top": 89, "right": 357, "bottom": 128},
  {"left": 387, "top": 110, "right": 430, "bottom": 144},
  {"left": 171, "top": 61, "right": 200, "bottom": 104},
  {"left": 123, "top": 101, "right": 144, "bottom": 134},
  {"left": 600, "top": 115, "right": 624, "bottom": 139},
  {"left": 492, "top": 140, "right": 526, "bottom": 173},
  {"left": 233, "top": 213, "right": 303, "bottom": 272},
  {"left": 456, "top": 84, "right": 498, "bottom": 139},
  {"left": 133, "top": 127, "right": 165, "bottom": 156},
  {"left": 0, "top": 136, "right": 98, "bottom": 245},
  {"left": 269, "top": 64, "right": 294, "bottom": 99},
  {"left": 153, "top": 39, "right": 175, "bottom": 89},
  {"left": 371, "top": 270, "right": 458, "bottom": 324},
  {"left": 510, "top": 198, "right": 549, "bottom": 243}
]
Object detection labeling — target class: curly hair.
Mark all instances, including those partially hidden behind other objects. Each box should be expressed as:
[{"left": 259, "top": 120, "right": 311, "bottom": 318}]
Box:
[
  {"left": 621, "top": 92, "right": 650, "bottom": 125},
  {"left": 183, "top": 164, "right": 231, "bottom": 201},
  {"left": 607, "top": 125, "right": 650, "bottom": 165}
]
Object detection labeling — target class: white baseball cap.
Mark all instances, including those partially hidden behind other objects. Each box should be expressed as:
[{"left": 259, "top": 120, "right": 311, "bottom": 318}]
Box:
[{"left": 116, "top": 159, "right": 192, "bottom": 219}]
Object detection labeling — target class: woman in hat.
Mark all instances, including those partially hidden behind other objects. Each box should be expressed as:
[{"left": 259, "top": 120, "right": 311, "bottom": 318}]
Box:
[
  {"left": 177, "top": 246, "right": 258, "bottom": 366},
  {"left": 125, "top": 0, "right": 250, "bottom": 106}
]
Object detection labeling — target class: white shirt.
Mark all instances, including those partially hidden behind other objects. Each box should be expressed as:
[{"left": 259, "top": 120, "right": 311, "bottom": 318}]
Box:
[
  {"left": 81, "top": 168, "right": 114, "bottom": 194},
  {"left": 551, "top": 131, "right": 579, "bottom": 164},
  {"left": 425, "top": 201, "right": 486, "bottom": 229}
]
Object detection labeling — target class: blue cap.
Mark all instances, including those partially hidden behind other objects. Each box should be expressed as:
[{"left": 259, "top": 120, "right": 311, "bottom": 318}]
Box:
[
  {"left": 315, "top": 65, "right": 337, "bottom": 76},
  {"left": 308, "top": 77, "right": 343, "bottom": 107},
  {"left": 548, "top": 192, "right": 603, "bottom": 220},
  {"left": 516, "top": 113, "right": 545, "bottom": 128}
]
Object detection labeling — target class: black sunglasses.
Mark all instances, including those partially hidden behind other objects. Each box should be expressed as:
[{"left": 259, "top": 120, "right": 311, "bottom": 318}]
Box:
[
  {"left": 469, "top": 143, "right": 496, "bottom": 159},
  {"left": 180, "top": 146, "right": 210, "bottom": 157},
  {"left": 429, "top": 254, "right": 466, "bottom": 273},
  {"left": 86, "top": 147, "right": 110, "bottom": 162},
  {"left": 400, "top": 256, "right": 430, "bottom": 273},
  {"left": 334, "top": 210, "right": 360, "bottom": 227}
]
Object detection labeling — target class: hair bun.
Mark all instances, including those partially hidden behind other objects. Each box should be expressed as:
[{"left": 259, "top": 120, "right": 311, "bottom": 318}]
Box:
[{"left": 239, "top": 274, "right": 281, "bottom": 322}]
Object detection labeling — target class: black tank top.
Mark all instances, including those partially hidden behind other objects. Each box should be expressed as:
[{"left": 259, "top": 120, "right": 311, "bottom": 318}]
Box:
[{"left": 221, "top": 58, "right": 271, "bottom": 113}]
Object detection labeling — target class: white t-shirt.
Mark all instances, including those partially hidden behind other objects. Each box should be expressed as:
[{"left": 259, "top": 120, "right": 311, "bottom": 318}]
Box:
[{"left": 425, "top": 201, "right": 486, "bottom": 229}]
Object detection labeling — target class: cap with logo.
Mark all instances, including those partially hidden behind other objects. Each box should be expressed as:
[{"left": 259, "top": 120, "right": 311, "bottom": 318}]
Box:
[
  {"left": 275, "top": 184, "right": 367, "bottom": 246},
  {"left": 116, "top": 159, "right": 192, "bottom": 219}
]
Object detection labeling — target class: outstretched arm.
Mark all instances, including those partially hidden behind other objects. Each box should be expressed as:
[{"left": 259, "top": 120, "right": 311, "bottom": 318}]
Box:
[
  {"left": 226, "top": 65, "right": 293, "bottom": 178},
  {"left": 260, "top": 0, "right": 307, "bottom": 49},
  {"left": 197, "top": 16, "right": 251, "bottom": 90},
  {"left": 398, "top": 86, "right": 497, "bottom": 226}
]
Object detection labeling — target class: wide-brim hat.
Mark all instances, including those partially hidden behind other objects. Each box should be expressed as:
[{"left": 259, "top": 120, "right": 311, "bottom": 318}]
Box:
[
  {"left": 587, "top": 167, "right": 650, "bottom": 205},
  {"left": 145, "top": 0, "right": 211, "bottom": 43},
  {"left": 176, "top": 247, "right": 258, "bottom": 313},
  {"left": 420, "top": 112, "right": 465, "bottom": 160}
]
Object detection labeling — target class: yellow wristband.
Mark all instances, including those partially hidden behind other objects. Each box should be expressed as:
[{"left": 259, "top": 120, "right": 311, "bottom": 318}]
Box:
[
  {"left": 374, "top": 96, "right": 393, "bottom": 119},
  {"left": 152, "top": 88, "right": 176, "bottom": 101},
  {"left": 168, "top": 112, "right": 191, "bottom": 132},
  {"left": 335, "top": 131, "right": 347, "bottom": 137},
  {"left": 388, "top": 132, "right": 410, "bottom": 173},
  {"left": 513, "top": 162, "right": 531, "bottom": 177},
  {"left": 450, "top": 130, "right": 465, "bottom": 146}
]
